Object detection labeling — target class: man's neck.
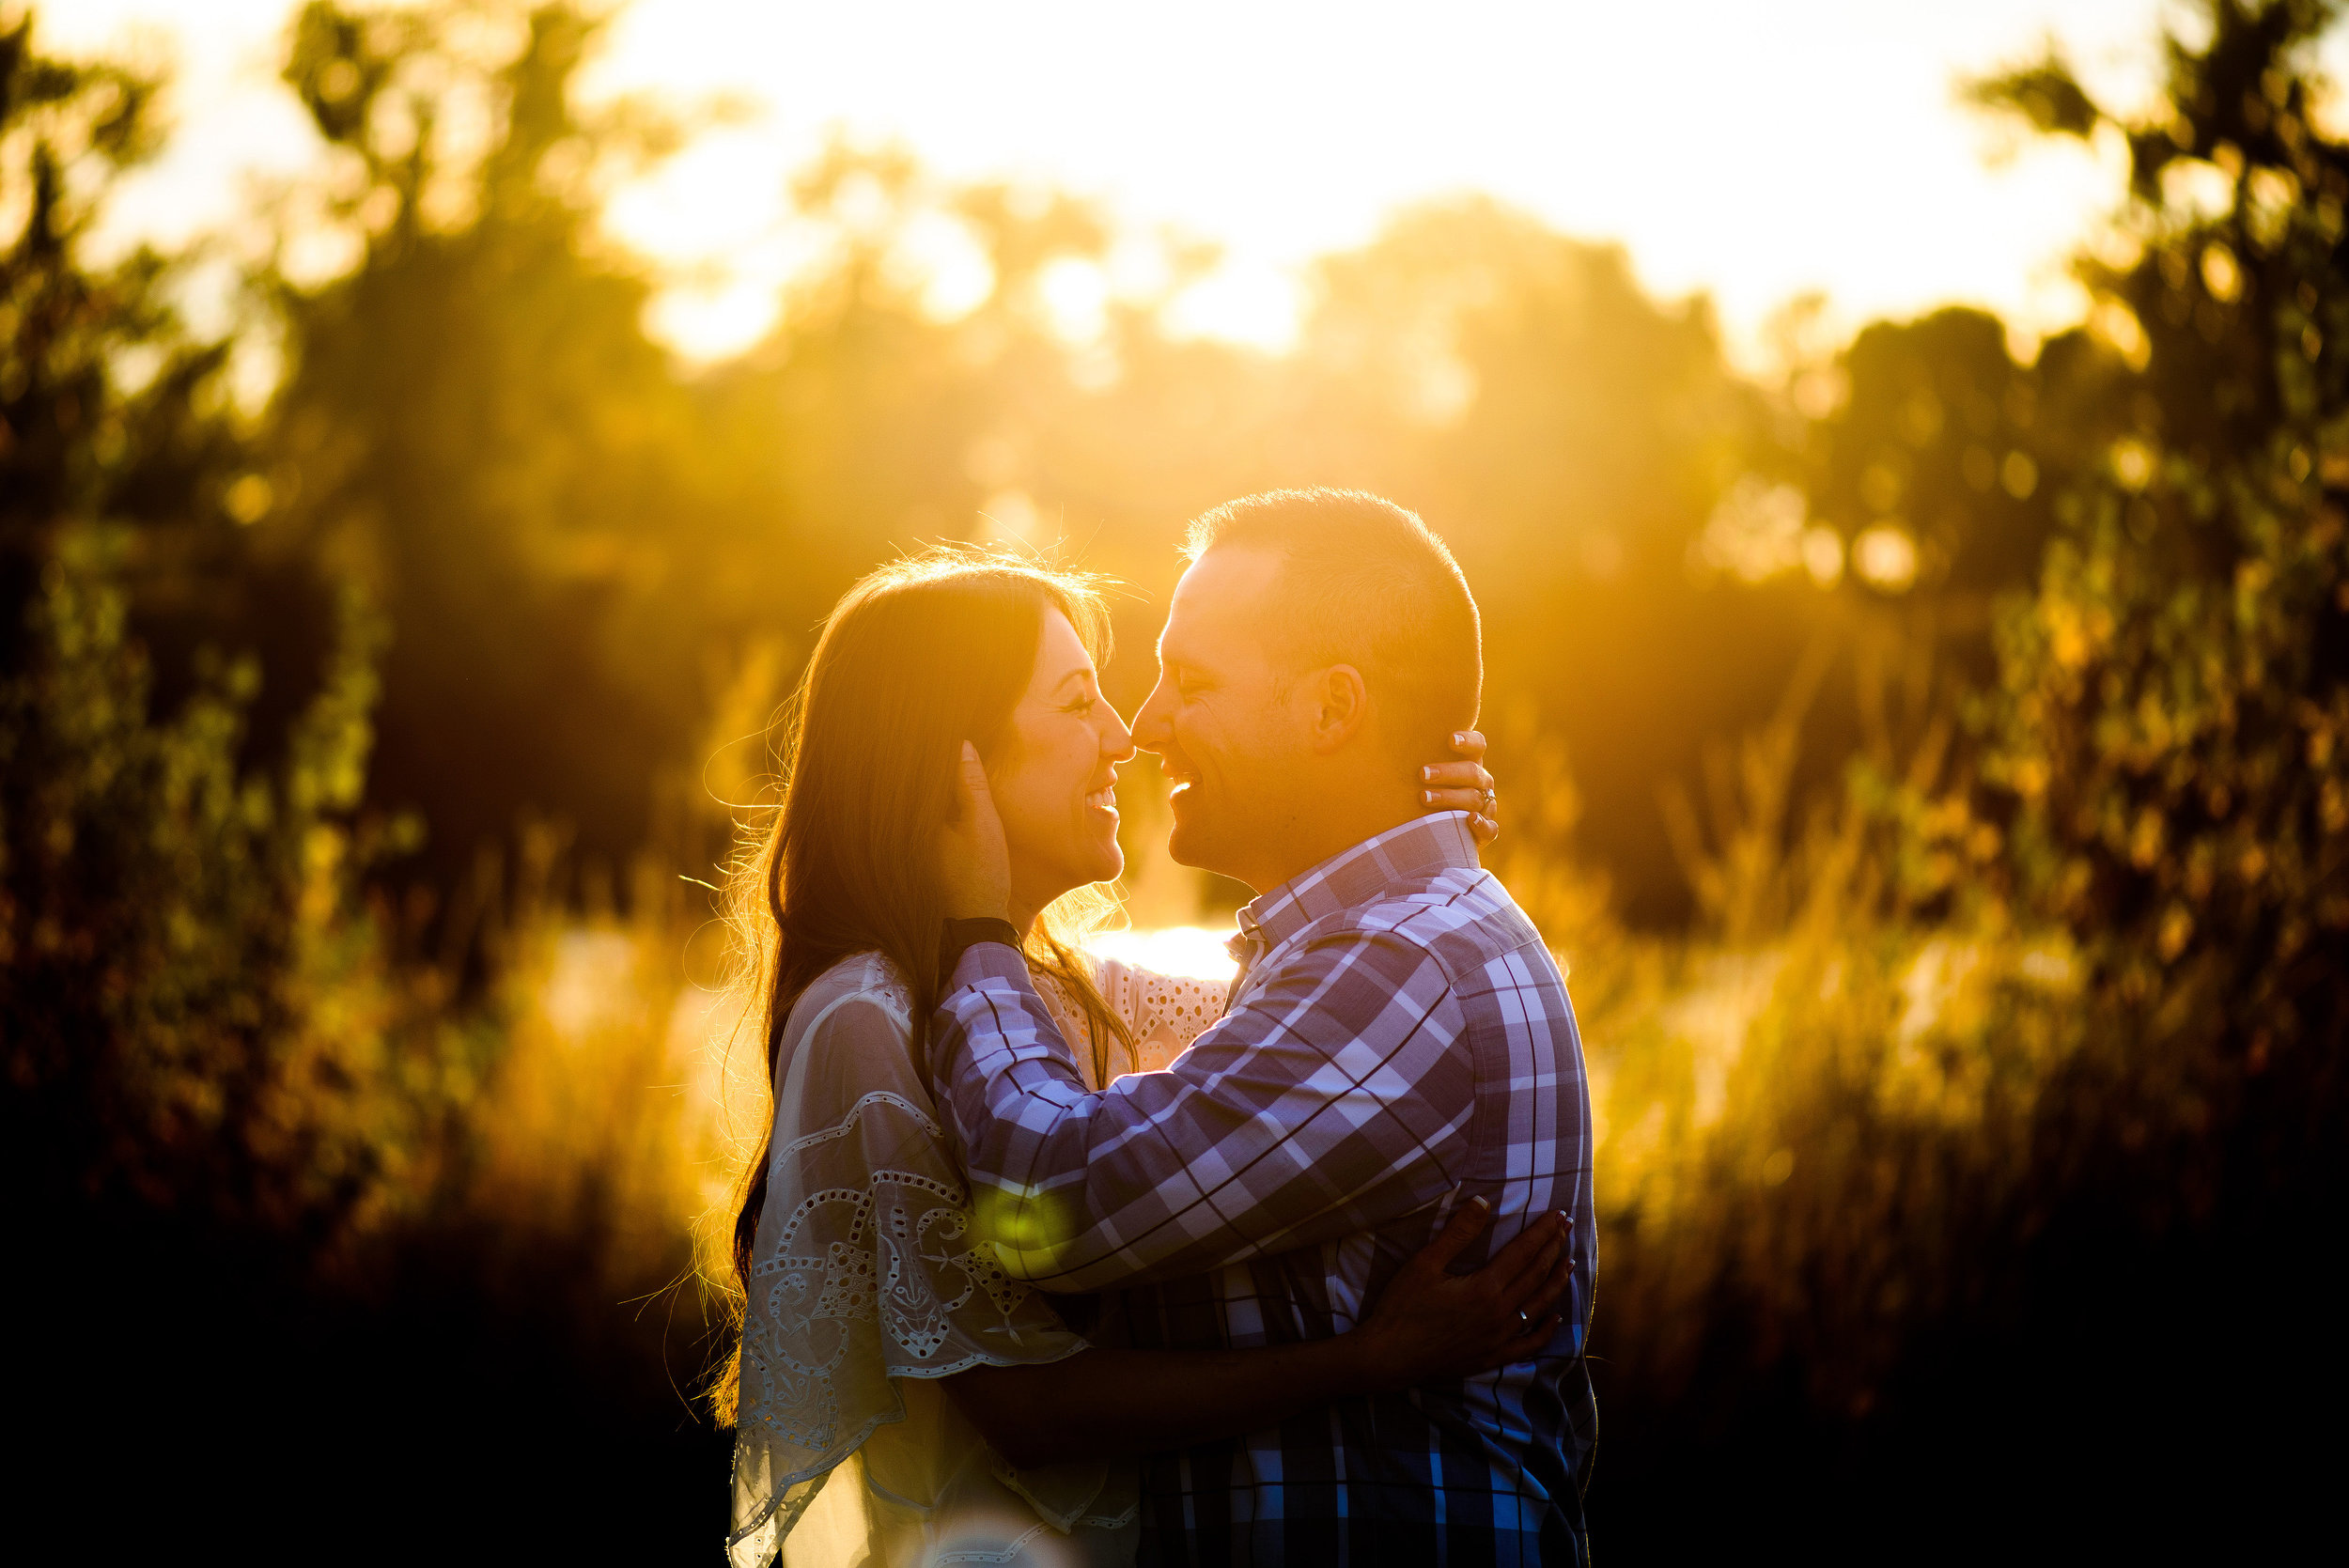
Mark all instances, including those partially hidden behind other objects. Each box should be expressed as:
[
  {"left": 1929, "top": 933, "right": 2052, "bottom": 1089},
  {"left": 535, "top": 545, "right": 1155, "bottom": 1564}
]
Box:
[{"left": 1248, "top": 784, "right": 1423, "bottom": 893}]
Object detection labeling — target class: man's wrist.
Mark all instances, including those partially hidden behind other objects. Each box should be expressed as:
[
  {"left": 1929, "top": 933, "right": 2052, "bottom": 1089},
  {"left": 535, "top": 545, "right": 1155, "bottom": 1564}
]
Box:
[{"left": 940, "top": 916, "right": 1022, "bottom": 982}]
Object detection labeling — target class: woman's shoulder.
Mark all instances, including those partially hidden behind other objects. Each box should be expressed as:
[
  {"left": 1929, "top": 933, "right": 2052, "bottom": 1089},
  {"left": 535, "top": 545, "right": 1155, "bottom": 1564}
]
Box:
[
  {"left": 788, "top": 951, "right": 917, "bottom": 1041},
  {"left": 773, "top": 950, "right": 929, "bottom": 1115}
]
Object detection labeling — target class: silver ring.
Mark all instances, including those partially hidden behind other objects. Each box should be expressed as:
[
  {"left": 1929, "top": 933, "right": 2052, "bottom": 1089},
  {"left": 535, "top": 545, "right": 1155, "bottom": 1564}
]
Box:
[
  {"left": 1516, "top": 1307, "right": 1530, "bottom": 1327},
  {"left": 1482, "top": 789, "right": 1498, "bottom": 815}
]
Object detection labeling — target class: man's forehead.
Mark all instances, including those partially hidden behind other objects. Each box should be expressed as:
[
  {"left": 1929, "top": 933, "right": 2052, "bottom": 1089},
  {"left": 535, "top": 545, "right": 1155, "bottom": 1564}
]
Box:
[{"left": 1160, "top": 547, "right": 1282, "bottom": 658}]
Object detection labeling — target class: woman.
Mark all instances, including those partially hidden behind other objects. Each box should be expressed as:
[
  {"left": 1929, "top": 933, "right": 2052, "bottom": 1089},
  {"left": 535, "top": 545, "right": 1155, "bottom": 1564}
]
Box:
[{"left": 721, "top": 549, "right": 1548, "bottom": 1568}]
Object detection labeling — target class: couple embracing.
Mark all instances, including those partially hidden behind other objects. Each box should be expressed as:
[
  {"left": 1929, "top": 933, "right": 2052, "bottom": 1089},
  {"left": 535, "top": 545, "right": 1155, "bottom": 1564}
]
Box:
[{"left": 721, "top": 489, "right": 1596, "bottom": 1567}]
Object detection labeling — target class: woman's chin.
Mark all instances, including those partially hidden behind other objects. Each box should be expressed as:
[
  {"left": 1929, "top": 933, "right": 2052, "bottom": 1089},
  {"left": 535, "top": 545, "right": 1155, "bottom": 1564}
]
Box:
[{"left": 1013, "top": 845, "right": 1124, "bottom": 908}]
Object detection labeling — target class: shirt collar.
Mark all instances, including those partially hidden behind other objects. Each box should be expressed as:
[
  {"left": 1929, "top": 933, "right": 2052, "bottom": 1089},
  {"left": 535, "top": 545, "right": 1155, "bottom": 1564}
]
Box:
[{"left": 1229, "top": 811, "right": 1481, "bottom": 957}]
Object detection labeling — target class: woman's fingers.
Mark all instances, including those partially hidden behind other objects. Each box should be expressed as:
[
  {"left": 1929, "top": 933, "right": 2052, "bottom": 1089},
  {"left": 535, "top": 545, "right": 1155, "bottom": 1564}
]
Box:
[
  {"left": 1420, "top": 756, "right": 1496, "bottom": 841},
  {"left": 1496, "top": 1313, "right": 1563, "bottom": 1365},
  {"left": 1523, "top": 1253, "right": 1573, "bottom": 1324},
  {"left": 1420, "top": 762, "right": 1493, "bottom": 793},
  {"left": 1413, "top": 1194, "right": 1494, "bottom": 1278},
  {"left": 1450, "top": 729, "right": 1487, "bottom": 762},
  {"left": 1506, "top": 1233, "right": 1573, "bottom": 1322},
  {"left": 1481, "top": 1210, "right": 1566, "bottom": 1297}
]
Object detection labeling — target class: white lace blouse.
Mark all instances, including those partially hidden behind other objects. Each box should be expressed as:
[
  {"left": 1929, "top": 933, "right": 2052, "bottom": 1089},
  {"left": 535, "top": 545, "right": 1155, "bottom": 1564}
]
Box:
[{"left": 729, "top": 949, "right": 1228, "bottom": 1568}]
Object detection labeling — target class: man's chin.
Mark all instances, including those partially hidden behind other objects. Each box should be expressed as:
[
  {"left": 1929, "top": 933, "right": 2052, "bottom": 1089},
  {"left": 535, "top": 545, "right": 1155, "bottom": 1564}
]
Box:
[{"left": 1164, "top": 816, "right": 1237, "bottom": 882}]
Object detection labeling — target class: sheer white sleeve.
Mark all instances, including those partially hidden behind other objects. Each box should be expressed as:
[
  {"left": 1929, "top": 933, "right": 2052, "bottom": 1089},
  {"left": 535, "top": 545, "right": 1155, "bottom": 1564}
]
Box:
[
  {"left": 1087, "top": 955, "right": 1228, "bottom": 1076},
  {"left": 730, "top": 956, "right": 1093, "bottom": 1568}
]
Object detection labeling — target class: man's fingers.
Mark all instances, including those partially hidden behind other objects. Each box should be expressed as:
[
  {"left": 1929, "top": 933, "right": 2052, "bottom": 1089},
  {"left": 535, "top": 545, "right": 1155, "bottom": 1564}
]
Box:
[
  {"left": 958, "top": 740, "right": 990, "bottom": 802},
  {"left": 953, "top": 740, "right": 1003, "bottom": 829}
]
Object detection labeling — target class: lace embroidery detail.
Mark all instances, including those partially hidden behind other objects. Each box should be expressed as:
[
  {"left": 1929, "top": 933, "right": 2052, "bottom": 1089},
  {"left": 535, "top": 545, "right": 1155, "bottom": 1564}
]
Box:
[
  {"left": 731, "top": 945, "right": 1223, "bottom": 1565},
  {"left": 933, "top": 1521, "right": 1058, "bottom": 1563},
  {"left": 729, "top": 955, "right": 1090, "bottom": 1568},
  {"left": 1089, "top": 955, "right": 1227, "bottom": 1077},
  {"left": 778, "top": 1089, "right": 938, "bottom": 1158}
]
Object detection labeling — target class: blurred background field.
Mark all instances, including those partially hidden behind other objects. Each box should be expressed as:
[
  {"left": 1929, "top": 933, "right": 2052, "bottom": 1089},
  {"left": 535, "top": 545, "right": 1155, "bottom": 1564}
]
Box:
[{"left": 6, "top": 1, "right": 2347, "bottom": 1560}]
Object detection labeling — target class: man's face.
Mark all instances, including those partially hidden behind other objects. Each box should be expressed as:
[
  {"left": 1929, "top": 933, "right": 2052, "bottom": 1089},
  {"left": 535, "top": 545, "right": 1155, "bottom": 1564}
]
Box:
[{"left": 1129, "top": 547, "right": 1309, "bottom": 888}]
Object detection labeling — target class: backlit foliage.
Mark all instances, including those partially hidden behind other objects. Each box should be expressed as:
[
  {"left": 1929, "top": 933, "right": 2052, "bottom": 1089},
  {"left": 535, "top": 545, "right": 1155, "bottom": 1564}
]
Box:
[{"left": 6, "top": 1, "right": 2343, "bottom": 1557}]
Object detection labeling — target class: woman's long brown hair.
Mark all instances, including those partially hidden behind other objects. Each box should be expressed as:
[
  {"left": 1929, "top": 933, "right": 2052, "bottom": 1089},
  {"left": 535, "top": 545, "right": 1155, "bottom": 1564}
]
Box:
[{"left": 709, "top": 548, "right": 1131, "bottom": 1422}]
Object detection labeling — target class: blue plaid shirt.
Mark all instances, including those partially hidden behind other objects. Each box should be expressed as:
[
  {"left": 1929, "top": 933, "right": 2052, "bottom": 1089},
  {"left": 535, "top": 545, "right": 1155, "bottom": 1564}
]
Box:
[{"left": 934, "top": 813, "right": 1597, "bottom": 1565}]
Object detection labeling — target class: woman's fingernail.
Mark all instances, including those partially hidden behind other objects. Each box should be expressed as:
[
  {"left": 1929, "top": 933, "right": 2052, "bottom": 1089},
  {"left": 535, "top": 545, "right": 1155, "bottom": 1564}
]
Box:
[
  {"left": 1422, "top": 766, "right": 1437, "bottom": 782},
  {"left": 1469, "top": 1194, "right": 1490, "bottom": 1211},
  {"left": 1422, "top": 790, "right": 1435, "bottom": 804},
  {"left": 1453, "top": 732, "right": 1468, "bottom": 746}
]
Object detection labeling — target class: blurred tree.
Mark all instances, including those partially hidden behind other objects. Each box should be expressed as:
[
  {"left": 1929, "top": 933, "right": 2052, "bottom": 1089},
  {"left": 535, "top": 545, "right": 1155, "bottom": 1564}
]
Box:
[
  {"left": 1959, "top": 0, "right": 2347, "bottom": 1142},
  {"left": 1, "top": 11, "right": 424, "bottom": 1245},
  {"left": 1274, "top": 200, "right": 1812, "bottom": 923},
  {"left": 1803, "top": 307, "right": 2128, "bottom": 613},
  {"left": 262, "top": 1, "right": 714, "bottom": 907}
]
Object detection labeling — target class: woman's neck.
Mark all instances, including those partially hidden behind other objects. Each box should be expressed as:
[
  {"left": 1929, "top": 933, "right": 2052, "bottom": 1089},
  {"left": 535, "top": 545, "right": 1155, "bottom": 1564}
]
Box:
[{"left": 1007, "top": 887, "right": 1053, "bottom": 943}]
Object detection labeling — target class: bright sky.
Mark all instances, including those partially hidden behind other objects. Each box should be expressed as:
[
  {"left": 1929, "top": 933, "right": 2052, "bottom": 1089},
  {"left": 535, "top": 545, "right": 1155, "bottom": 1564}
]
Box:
[{"left": 49, "top": 1, "right": 2341, "bottom": 368}]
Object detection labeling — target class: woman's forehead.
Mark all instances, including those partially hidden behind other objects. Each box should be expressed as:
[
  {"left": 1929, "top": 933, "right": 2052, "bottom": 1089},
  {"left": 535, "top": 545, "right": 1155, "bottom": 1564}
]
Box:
[{"left": 1034, "top": 608, "right": 1097, "bottom": 682}]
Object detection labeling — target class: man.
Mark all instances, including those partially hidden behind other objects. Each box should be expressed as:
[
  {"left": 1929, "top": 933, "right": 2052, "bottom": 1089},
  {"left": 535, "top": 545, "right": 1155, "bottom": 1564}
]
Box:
[{"left": 934, "top": 489, "right": 1596, "bottom": 1565}]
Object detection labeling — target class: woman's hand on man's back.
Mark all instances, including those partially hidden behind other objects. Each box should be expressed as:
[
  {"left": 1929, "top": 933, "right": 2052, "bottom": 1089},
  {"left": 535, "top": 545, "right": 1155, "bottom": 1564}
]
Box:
[{"left": 1351, "top": 1198, "right": 1572, "bottom": 1389}]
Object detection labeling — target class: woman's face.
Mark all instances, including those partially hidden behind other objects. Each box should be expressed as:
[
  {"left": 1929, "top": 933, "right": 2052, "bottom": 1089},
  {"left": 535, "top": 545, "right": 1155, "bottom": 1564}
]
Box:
[{"left": 988, "top": 608, "right": 1135, "bottom": 922}]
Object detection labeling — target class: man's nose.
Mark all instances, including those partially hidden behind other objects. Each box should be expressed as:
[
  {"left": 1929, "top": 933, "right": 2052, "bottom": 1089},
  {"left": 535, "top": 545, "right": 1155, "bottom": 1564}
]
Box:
[{"left": 1128, "top": 681, "right": 1174, "bottom": 753}]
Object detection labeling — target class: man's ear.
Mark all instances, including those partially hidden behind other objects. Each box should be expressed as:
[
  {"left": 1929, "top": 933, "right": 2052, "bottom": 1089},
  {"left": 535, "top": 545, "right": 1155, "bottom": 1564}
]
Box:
[{"left": 1305, "top": 664, "right": 1369, "bottom": 754}]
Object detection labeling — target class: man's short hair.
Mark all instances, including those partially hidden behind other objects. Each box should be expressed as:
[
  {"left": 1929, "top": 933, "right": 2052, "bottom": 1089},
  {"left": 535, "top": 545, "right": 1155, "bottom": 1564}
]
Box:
[{"left": 1183, "top": 489, "right": 1482, "bottom": 758}]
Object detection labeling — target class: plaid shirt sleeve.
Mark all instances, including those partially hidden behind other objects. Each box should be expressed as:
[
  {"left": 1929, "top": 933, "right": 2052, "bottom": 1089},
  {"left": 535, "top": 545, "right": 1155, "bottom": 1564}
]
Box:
[{"left": 933, "top": 930, "right": 1476, "bottom": 1293}]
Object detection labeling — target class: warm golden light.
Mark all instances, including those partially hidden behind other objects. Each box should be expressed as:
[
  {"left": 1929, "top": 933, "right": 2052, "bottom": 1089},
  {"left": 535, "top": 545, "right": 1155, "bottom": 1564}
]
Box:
[
  {"left": 58, "top": 0, "right": 2225, "bottom": 366},
  {"left": 19, "top": 1, "right": 2345, "bottom": 1554}
]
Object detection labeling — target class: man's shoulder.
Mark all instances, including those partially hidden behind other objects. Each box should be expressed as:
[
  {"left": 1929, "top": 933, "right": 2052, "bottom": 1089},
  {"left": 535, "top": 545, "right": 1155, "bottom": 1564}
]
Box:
[{"left": 1292, "top": 866, "right": 1557, "bottom": 988}]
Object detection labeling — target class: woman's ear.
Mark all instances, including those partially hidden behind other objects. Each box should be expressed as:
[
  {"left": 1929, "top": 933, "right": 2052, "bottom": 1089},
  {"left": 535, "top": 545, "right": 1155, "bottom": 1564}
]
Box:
[{"left": 1307, "top": 664, "right": 1369, "bottom": 753}]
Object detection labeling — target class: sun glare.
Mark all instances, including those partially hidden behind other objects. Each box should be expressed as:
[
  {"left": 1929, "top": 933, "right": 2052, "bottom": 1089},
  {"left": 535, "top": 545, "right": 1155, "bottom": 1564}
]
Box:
[
  {"left": 51, "top": 0, "right": 2278, "bottom": 370},
  {"left": 1087, "top": 925, "right": 1240, "bottom": 984}
]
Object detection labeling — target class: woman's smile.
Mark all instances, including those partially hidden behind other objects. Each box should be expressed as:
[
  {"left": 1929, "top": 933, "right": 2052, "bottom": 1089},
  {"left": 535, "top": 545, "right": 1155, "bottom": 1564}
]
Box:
[{"left": 988, "top": 609, "right": 1137, "bottom": 915}]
